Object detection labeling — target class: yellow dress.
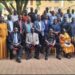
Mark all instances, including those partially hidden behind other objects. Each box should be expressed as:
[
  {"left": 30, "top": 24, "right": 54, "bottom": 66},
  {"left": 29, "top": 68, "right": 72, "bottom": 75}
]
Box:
[
  {"left": 0, "top": 23, "right": 8, "bottom": 59},
  {"left": 59, "top": 32, "right": 74, "bottom": 54}
]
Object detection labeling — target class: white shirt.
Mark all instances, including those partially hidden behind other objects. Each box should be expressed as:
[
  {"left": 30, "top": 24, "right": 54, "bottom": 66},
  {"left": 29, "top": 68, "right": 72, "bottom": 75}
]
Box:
[
  {"left": 45, "top": 20, "right": 48, "bottom": 24},
  {"left": 64, "top": 13, "right": 72, "bottom": 23},
  {"left": 11, "top": 15, "right": 18, "bottom": 22},
  {"left": 51, "top": 16, "right": 57, "bottom": 24},
  {"left": 13, "top": 33, "right": 18, "bottom": 44},
  {"left": 38, "top": 21, "right": 42, "bottom": 31},
  {"left": 71, "top": 13, "right": 75, "bottom": 18},
  {"left": 46, "top": 13, "right": 52, "bottom": 17},
  {"left": 8, "top": 20, "right": 13, "bottom": 32},
  {"left": 26, "top": 33, "right": 39, "bottom": 45}
]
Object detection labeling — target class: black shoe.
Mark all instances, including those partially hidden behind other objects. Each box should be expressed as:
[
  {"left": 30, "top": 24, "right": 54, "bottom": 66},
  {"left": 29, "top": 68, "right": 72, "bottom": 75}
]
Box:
[
  {"left": 34, "top": 56, "right": 40, "bottom": 59},
  {"left": 67, "top": 55, "right": 71, "bottom": 59},
  {"left": 16, "top": 58, "right": 21, "bottom": 63},
  {"left": 56, "top": 56, "right": 61, "bottom": 60},
  {"left": 26, "top": 57, "right": 31, "bottom": 60},
  {"left": 10, "top": 57, "right": 13, "bottom": 60},
  {"left": 45, "top": 57, "right": 48, "bottom": 60}
]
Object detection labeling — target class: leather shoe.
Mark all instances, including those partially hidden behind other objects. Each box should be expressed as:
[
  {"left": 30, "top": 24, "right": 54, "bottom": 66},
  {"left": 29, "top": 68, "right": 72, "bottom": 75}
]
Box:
[
  {"left": 56, "top": 56, "right": 61, "bottom": 60},
  {"left": 16, "top": 58, "right": 21, "bottom": 63}
]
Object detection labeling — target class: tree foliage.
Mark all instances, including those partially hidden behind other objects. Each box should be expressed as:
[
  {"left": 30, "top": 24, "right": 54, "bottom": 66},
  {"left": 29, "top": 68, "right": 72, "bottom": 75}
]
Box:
[{"left": 0, "top": 0, "right": 29, "bottom": 15}]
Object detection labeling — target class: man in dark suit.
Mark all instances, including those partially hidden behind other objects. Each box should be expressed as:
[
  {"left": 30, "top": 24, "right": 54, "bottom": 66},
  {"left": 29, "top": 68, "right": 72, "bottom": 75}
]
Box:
[{"left": 8, "top": 27, "right": 22, "bottom": 63}]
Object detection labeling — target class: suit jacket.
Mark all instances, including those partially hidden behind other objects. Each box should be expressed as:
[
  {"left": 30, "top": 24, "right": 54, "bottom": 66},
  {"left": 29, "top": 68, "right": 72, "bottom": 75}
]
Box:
[
  {"left": 26, "top": 33, "right": 39, "bottom": 45},
  {"left": 43, "top": 20, "right": 51, "bottom": 33},
  {"left": 23, "top": 22, "right": 33, "bottom": 33},
  {"left": 8, "top": 32, "right": 22, "bottom": 45},
  {"left": 13, "top": 21, "right": 24, "bottom": 33},
  {"left": 34, "top": 20, "right": 45, "bottom": 36}
]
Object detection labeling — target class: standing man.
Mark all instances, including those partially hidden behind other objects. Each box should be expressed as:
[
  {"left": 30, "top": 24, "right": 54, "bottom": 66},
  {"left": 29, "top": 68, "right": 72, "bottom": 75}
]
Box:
[
  {"left": 7, "top": 15, "right": 14, "bottom": 34},
  {"left": 8, "top": 27, "right": 22, "bottom": 63},
  {"left": 22, "top": 10, "right": 29, "bottom": 24},
  {"left": 25, "top": 28, "right": 40, "bottom": 59},
  {"left": 43, "top": 15, "right": 51, "bottom": 35},
  {"left": 23, "top": 16, "right": 33, "bottom": 33},
  {"left": 34, "top": 9, "right": 38, "bottom": 21},
  {"left": 11, "top": 10, "right": 18, "bottom": 23},
  {"left": 28, "top": 7, "right": 35, "bottom": 23},
  {"left": 71, "top": 9, "right": 75, "bottom": 19},
  {"left": 34, "top": 15, "right": 45, "bottom": 53}
]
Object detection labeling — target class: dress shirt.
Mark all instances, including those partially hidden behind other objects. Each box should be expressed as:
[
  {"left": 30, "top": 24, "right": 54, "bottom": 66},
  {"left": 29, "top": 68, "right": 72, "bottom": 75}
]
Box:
[{"left": 13, "top": 33, "right": 18, "bottom": 44}]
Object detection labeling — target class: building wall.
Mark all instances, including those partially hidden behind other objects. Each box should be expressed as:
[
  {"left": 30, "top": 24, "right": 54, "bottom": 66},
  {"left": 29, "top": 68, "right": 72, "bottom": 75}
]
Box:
[{"left": 29, "top": 1, "right": 75, "bottom": 15}]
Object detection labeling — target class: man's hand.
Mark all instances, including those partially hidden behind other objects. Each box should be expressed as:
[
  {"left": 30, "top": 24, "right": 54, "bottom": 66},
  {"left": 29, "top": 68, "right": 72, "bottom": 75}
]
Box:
[{"left": 13, "top": 43, "right": 20, "bottom": 47}]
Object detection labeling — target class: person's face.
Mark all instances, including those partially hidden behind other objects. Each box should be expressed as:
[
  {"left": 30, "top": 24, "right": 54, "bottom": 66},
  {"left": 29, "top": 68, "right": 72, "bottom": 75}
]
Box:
[
  {"left": 14, "top": 11, "right": 17, "bottom": 15},
  {"left": 24, "top": 10, "right": 27, "bottom": 15},
  {"left": 14, "top": 28, "right": 18, "bottom": 33},
  {"left": 8, "top": 15, "right": 11, "bottom": 20},
  {"left": 64, "top": 18, "right": 67, "bottom": 22},
  {"left": 30, "top": 8, "right": 33, "bottom": 12},
  {"left": 67, "top": 9, "right": 70, "bottom": 14},
  {"left": 28, "top": 17, "right": 31, "bottom": 23},
  {"left": 45, "top": 16, "right": 48, "bottom": 20},
  {"left": 58, "top": 9, "right": 61, "bottom": 13},
  {"left": 19, "top": 15, "right": 22, "bottom": 20},
  {"left": 57, "top": 18, "right": 61, "bottom": 22},
  {"left": 72, "top": 9, "right": 74, "bottom": 14},
  {"left": 38, "top": 16, "right": 41, "bottom": 21},
  {"left": 49, "top": 29, "right": 54, "bottom": 34},
  {"left": 31, "top": 29, "right": 34, "bottom": 33},
  {"left": 52, "top": 11, "right": 55, "bottom": 16},
  {"left": 46, "top": 7, "right": 48, "bottom": 12},
  {"left": 35, "top": 9, "right": 38, "bottom": 14},
  {"left": 49, "top": 31, "right": 53, "bottom": 35},
  {"left": 54, "top": 19, "right": 58, "bottom": 24}
]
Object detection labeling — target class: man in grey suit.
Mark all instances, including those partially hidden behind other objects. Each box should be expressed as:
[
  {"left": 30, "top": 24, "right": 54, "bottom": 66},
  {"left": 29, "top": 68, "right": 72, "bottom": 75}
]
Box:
[
  {"left": 34, "top": 15, "right": 45, "bottom": 54},
  {"left": 25, "top": 27, "right": 40, "bottom": 59}
]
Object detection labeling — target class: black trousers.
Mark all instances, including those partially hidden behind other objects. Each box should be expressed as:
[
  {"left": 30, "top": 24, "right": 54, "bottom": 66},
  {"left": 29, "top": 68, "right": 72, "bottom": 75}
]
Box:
[
  {"left": 9, "top": 45, "right": 22, "bottom": 59},
  {"left": 25, "top": 44, "right": 40, "bottom": 58},
  {"left": 39, "top": 33, "right": 45, "bottom": 53},
  {"left": 45, "top": 43, "right": 61, "bottom": 58}
]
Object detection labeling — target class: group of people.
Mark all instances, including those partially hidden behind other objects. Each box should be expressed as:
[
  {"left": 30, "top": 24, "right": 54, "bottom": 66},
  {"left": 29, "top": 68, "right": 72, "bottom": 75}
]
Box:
[{"left": 0, "top": 7, "right": 75, "bottom": 63}]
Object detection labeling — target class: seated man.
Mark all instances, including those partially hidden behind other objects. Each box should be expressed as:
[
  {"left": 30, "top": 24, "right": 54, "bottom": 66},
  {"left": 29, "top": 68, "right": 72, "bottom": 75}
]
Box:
[
  {"left": 8, "top": 27, "right": 22, "bottom": 63},
  {"left": 45, "top": 28, "right": 61, "bottom": 60},
  {"left": 59, "top": 28, "right": 74, "bottom": 59},
  {"left": 25, "top": 27, "right": 40, "bottom": 60}
]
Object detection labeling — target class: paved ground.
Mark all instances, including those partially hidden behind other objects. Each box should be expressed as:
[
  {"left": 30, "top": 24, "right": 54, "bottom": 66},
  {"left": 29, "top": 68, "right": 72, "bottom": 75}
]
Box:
[{"left": 0, "top": 54, "right": 75, "bottom": 74}]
